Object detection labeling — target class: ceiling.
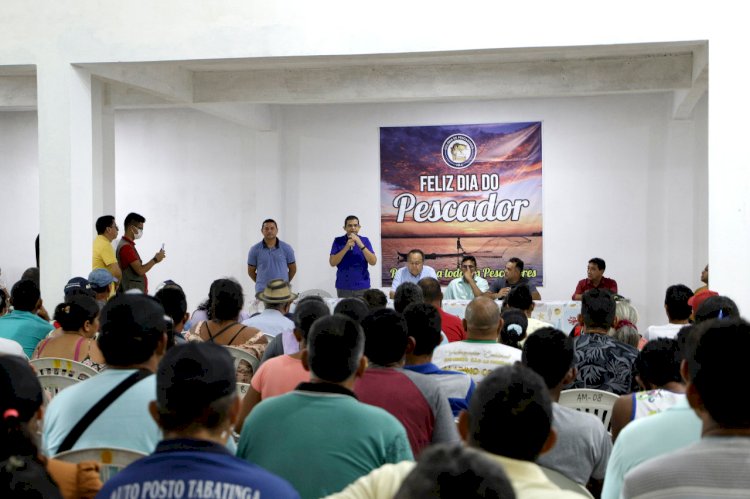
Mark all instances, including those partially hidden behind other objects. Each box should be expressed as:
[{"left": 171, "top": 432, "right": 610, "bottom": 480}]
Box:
[{"left": 0, "top": 40, "right": 708, "bottom": 124}]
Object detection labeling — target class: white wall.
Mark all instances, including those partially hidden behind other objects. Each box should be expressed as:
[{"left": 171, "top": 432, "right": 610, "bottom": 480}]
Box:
[
  {"left": 0, "top": 112, "right": 38, "bottom": 289},
  {"left": 0, "top": 90, "right": 709, "bottom": 328},
  {"left": 281, "top": 93, "right": 708, "bottom": 328},
  {"left": 113, "top": 108, "right": 258, "bottom": 312}
]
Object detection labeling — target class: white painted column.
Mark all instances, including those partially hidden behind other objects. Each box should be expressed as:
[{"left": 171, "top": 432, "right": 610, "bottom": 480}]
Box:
[
  {"left": 92, "top": 78, "right": 116, "bottom": 216},
  {"left": 710, "top": 37, "right": 750, "bottom": 313},
  {"left": 37, "top": 62, "right": 97, "bottom": 305}
]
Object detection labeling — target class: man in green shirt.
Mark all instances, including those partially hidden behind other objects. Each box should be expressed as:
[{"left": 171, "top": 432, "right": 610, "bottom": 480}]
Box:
[{"left": 236, "top": 314, "right": 413, "bottom": 499}]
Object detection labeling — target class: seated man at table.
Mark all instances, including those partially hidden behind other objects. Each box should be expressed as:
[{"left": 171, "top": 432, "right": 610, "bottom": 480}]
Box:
[
  {"left": 443, "top": 255, "right": 489, "bottom": 300},
  {"left": 390, "top": 249, "right": 437, "bottom": 298},
  {"left": 572, "top": 257, "right": 618, "bottom": 300},
  {"left": 488, "top": 257, "right": 541, "bottom": 300}
]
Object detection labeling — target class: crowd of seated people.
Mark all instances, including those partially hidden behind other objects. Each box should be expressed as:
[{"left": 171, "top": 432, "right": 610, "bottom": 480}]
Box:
[{"left": 1, "top": 261, "right": 747, "bottom": 499}]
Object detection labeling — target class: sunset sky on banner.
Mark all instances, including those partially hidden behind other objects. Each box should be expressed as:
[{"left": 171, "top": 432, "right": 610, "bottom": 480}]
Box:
[{"left": 380, "top": 122, "right": 542, "bottom": 237}]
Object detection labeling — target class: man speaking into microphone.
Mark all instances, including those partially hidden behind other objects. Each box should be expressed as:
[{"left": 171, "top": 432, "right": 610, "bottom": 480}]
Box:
[{"left": 329, "top": 215, "right": 377, "bottom": 298}]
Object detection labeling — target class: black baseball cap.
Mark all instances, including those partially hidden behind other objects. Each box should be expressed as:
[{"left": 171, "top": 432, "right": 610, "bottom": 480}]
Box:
[
  {"left": 0, "top": 355, "right": 43, "bottom": 423},
  {"left": 157, "top": 342, "right": 236, "bottom": 412}
]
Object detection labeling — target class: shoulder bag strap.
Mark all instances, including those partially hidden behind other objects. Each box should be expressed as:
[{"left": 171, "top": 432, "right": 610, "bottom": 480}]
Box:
[{"left": 56, "top": 369, "right": 153, "bottom": 454}]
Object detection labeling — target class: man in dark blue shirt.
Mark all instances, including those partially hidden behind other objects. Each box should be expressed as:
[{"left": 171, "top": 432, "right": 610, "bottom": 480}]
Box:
[
  {"left": 97, "top": 342, "right": 299, "bottom": 499},
  {"left": 329, "top": 215, "right": 377, "bottom": 298}
]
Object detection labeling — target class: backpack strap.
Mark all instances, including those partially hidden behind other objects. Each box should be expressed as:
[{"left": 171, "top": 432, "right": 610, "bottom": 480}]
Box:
[{"left": 56, "top": 369, "right": 153, "bottom": 454}]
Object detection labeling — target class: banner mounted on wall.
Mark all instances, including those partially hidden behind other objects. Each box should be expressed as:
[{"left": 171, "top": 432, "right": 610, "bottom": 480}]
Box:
[{"left": 380, "top": 122, "right": 543, "bottom": 288}]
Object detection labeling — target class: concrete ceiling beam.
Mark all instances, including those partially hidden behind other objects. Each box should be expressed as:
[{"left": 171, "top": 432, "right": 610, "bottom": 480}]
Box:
[
  {"left": 673, "top": 45, "right": 708, "bottom": 120},
  {"left": 0, "top": 76, "right": 36, "bottom": 110},
  {"left": 191, "top": 52, "right": 694, "bottom": 104},
  {"left": 82, "top": 64, "right": 194, "bottom": 104}
]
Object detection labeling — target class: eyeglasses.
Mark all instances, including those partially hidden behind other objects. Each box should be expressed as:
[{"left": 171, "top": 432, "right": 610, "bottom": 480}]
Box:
[{"left": 461, "top": 265, "right": 476, "bottom": 270}]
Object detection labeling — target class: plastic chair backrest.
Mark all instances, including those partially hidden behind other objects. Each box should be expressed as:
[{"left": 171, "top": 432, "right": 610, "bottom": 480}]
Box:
[
  {"left": 539, "top": 466, "right": 594, "bottom": 498},
  {"left": 225, "top": 346, "right": 260, "bottom": 383},
  {"left": 53, "top": 447, "right": 147, "bottom": 483},
  {"left": 558, "top": 388, "right": 620, "bottom": 432},
  {"left": 297, "top": 288, "right": 332, "bottom": 299},
  {"left": 30, "top": 358, "right": 99, "bottom": 399}
]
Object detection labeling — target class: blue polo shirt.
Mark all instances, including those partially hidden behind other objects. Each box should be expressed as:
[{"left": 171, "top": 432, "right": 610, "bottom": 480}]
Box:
[
  {"left": 330, "top": 235, "right": 374, "bottom": 291},
  {"left": 0, "top": 310, "right": 53, "bottom": 357},
  {"left": 404, "top": 362, "right": 475, "bottom": 417},
  {"left": 247, "top": 238, "right": 296, "bottom": 293},
  {"left": 98, "top": 438, "right": 300, "bottom": 499}
]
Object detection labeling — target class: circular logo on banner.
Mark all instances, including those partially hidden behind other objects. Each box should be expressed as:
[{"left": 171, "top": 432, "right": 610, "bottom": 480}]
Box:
[{"left": 442, "top": 134, "right": 477, "bottom": 169}]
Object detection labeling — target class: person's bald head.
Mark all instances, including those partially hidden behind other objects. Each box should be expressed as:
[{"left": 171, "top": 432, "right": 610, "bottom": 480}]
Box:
[{"left": 463, "top": 297, "right": 503, "bottom": 340}]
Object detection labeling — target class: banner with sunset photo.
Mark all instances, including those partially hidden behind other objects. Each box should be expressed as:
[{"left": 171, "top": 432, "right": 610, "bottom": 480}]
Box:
[{"left": 380, "top": 122, "right": 543, "bottom": 287}]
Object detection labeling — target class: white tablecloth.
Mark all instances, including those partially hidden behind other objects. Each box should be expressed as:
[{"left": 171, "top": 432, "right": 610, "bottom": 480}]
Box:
[{"left": 303, "top": 297, "right": 580, "bottom": 334}]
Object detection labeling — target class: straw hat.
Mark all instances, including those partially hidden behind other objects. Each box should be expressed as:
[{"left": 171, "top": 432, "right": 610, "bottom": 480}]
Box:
[{"left": 256, "top": 279, "right": 298, "bottom": 304}]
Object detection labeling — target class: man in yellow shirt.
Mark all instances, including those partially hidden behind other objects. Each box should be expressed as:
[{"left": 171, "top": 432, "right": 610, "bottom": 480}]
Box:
[{"left": 92, "top": 215, "right": 122, "bottom": 296}]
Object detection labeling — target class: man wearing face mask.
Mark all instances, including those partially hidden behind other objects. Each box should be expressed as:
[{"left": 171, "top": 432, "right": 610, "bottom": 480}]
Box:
[{"left": 116, "top": 212, "right": 166, "bottom": 294}]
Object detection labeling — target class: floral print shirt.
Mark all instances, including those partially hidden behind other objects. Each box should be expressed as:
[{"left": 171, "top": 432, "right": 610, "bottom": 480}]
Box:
[{"left": 570, "top": 333, "right": 639, "bottom": 395}]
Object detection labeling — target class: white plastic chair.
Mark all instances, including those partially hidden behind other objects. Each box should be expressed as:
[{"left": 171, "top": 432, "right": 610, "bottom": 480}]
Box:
[
  {"left": 539, "top": 466, "right": 594, "bottom": 498},
  {"left": 53, "top": 447, "right": 147, "bottom": 483},
  {"left": 30, "top": 358, "right": 99, "bottom": 399},
  {"left": 296, "top": 288, "right": 332, "bottom": 299},
  {"left": 237, "top": 382, "right": 251, "bottom": 397},
  {"left": 225, "top": 346, "right": 260, "bottom": 384},
  {"left": 559, "top": 388, "right": 620, "bottom": 432}
]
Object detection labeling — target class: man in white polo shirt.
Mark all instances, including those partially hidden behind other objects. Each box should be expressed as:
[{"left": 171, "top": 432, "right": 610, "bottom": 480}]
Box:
[{"left": 390, "top": 249, "right": 437, "bottom": 298}]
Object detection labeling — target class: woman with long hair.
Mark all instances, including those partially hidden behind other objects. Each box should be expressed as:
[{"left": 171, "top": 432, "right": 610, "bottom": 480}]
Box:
[{"left": 186, "top": 278, "right": 267, "bottom": 382}]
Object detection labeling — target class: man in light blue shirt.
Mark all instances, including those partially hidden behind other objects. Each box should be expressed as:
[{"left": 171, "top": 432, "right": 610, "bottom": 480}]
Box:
[
  {"left": 0, "top": 279, "right": 53, "bottom": 357},
  {"left": 43, "top": 293, "right": 167, "bottom": 456},
  {"left": 242, "top": 279, "right": 297, "bottom": 338},
  {"left": 443, "top": 255, "right": 489, "bottom": 300},
  {"left": 247, "top": 219, "right": 296, "bottom": 294},
  {"left": 390, "top": 249, "right": 437, "bottom": 298},
  {"left": 602, "top": 350, "right": 702, "bottom": 497}
]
